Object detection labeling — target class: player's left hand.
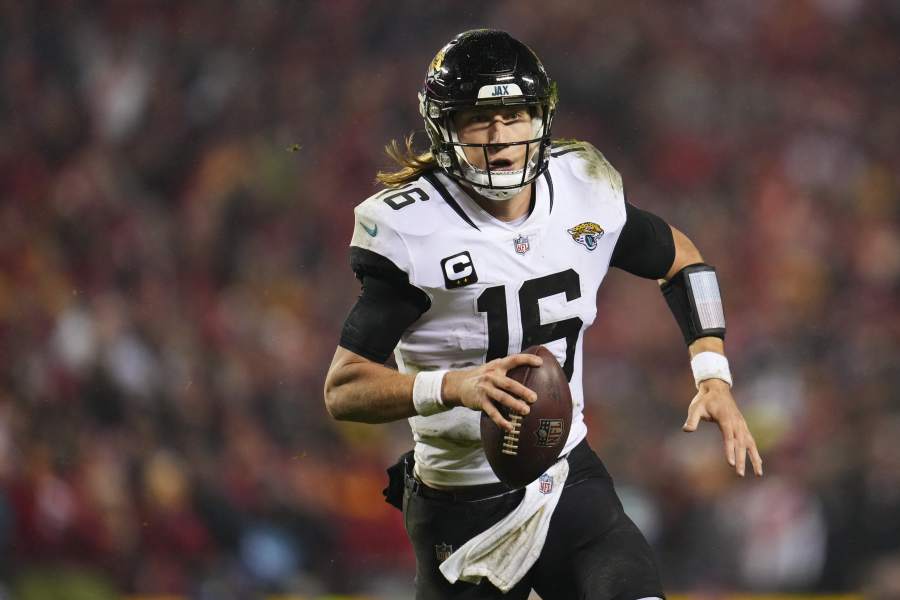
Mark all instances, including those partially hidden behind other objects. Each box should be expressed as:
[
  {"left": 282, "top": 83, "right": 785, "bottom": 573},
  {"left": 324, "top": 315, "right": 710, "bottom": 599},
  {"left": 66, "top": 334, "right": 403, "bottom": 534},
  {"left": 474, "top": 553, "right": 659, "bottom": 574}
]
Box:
[{"left": 682, "top": 378, "right": 763, "bottom": 477}]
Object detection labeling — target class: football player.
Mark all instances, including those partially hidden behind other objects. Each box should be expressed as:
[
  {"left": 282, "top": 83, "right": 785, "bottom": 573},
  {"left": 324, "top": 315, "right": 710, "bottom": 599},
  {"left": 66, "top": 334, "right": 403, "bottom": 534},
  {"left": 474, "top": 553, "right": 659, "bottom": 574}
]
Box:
[{"left": 324, "top": 30, "right": 763, "bottom": 600}]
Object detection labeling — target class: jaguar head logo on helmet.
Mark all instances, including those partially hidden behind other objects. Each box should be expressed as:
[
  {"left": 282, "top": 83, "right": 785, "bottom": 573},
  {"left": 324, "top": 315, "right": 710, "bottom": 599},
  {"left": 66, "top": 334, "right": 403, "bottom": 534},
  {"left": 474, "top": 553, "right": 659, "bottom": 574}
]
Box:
[{"left": 418, "top": 30, "right": 558, "bottom": 202}]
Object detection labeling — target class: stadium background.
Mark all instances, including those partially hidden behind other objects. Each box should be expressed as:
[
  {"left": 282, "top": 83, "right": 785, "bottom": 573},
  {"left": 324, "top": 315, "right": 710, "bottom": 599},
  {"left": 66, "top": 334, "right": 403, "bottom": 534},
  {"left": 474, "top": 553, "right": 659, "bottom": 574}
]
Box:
[{"left": 2, "top": 1, "right": 898, "bottom": 598}]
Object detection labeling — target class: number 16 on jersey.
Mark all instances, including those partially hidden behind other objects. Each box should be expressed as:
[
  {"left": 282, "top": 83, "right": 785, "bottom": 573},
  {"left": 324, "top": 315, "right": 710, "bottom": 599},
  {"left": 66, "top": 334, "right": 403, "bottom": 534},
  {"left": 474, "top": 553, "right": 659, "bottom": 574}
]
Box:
[{"left": 476, "top": 269, "right": 582, "bottom": 381}]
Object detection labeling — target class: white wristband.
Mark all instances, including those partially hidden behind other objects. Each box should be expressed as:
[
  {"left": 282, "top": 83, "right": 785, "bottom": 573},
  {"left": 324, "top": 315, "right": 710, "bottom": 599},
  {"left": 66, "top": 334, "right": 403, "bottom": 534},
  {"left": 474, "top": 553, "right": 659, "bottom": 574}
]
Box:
[
  {"left": 413, "top": 370, "right": 449, "bottom": 416},
  {"left": 691, "top": 352, "right": 733, "bottom": 389}
]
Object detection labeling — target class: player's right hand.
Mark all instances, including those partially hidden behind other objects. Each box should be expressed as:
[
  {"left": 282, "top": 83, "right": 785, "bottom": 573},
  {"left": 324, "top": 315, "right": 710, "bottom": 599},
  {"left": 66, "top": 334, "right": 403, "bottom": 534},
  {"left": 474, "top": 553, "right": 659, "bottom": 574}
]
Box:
[{"left": 442, "top": 354, "right": 542, "bottom": 432}]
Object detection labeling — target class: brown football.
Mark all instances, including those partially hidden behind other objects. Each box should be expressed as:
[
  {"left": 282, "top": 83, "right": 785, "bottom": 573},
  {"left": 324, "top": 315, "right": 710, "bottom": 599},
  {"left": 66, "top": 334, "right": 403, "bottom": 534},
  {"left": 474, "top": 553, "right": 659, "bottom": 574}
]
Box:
[{"left": 480, "top": 345, "right": 572, "bottom": 488}]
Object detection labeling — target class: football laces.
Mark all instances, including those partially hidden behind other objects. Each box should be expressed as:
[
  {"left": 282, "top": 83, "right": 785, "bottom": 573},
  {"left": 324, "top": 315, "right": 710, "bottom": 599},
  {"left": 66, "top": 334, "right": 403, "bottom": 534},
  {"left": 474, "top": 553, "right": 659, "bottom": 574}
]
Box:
[{"left": 501, "top": 414, "right": 523, "bottom": 456}]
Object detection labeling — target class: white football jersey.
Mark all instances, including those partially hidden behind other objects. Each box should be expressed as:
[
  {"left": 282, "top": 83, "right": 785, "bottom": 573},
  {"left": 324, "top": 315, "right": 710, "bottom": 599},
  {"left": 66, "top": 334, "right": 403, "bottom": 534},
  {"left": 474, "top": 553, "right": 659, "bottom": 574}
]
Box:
[{"left": 350, "top": 141, "right": 627, "bottom": 487}]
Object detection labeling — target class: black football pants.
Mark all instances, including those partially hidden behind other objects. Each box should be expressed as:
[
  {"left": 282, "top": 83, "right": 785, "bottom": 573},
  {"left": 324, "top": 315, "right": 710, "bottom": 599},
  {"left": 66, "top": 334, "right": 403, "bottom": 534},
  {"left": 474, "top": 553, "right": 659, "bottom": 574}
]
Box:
[{"left": 402, "top": 440, "right": 665, "bottom": 599}]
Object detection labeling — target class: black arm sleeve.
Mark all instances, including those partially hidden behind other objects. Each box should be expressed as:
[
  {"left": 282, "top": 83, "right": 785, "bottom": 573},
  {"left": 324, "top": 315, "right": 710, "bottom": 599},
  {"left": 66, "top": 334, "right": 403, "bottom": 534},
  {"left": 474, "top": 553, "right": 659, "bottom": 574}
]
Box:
[
  {"left": 338, "top": 247, "right": 431, "bottom": 363},
  {"left": 609, "top": 201, "right": 676, "bottom": 279}
]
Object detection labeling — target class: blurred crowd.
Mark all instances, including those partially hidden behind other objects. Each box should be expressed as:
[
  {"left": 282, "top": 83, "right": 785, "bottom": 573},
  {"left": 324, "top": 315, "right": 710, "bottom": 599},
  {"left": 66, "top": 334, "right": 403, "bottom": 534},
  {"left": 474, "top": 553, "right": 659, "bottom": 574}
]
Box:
[{"left": 1, "top": 0, "right": 898, "bottom": 597}]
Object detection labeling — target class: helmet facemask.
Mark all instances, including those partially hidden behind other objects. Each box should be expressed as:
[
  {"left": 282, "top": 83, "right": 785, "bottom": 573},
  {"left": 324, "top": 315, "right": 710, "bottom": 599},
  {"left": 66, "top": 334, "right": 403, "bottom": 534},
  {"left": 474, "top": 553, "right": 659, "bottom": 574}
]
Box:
[
  {"left": 421, "top": 94, "right": 555, "bottom": 201},
  {"left": 420, "top": 30, "right": 557, "bottom": 200}
]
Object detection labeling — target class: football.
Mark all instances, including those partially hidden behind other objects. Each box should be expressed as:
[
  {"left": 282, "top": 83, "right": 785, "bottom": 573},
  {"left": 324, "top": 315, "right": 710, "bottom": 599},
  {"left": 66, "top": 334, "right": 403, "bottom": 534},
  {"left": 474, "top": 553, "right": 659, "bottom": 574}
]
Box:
[{"left": 480, "top": 345, "right": 573, "bottom": 488}]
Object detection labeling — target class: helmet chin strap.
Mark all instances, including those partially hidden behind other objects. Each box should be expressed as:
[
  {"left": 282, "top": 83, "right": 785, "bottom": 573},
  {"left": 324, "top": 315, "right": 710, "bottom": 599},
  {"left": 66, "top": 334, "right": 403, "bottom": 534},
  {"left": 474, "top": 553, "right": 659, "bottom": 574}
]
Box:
[
  {"left": 454, "top": 146, "right": 539, "bottom": 201},
  {"left": 470, "top": 182, "right": 524, "bottom": 201}
]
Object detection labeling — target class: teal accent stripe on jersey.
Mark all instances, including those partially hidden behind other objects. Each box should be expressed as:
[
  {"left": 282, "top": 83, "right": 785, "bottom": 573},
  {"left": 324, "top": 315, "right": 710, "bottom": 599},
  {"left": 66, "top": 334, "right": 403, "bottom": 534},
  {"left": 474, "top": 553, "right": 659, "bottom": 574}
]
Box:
[
  {"left": 423, "top": 172, "right": 480, "bottom": 231},
  {"left": 545, "top": 170, "right": 554, "bottom": 214}
]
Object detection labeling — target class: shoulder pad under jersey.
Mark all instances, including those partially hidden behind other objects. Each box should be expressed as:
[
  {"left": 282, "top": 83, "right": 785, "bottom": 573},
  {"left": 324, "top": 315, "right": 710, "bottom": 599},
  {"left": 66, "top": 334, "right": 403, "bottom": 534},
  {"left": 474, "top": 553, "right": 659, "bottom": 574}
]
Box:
[
  {"left": 551, "top": 140, "right": 624, "bottom": 196},
  {"left": 350, "top": 180, "right": 441, "bottom": 279}
]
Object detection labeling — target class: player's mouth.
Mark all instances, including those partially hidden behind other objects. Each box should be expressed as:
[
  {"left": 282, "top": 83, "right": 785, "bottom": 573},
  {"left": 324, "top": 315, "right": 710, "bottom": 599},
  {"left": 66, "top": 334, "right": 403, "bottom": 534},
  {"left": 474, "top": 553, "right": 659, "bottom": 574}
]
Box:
[{"left": 488, "top": 158, "right": 518, "bottom": 171}]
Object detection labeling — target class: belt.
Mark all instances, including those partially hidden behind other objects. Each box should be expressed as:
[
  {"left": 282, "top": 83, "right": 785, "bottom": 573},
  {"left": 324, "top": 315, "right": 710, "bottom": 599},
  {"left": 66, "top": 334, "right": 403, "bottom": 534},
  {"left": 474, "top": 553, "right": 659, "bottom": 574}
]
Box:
[
  {"left": 404, "top": 439, "right": 594, "bottom": 503},
  {"left": 404, "top": 470, "right": 517, "bottom": 503}
]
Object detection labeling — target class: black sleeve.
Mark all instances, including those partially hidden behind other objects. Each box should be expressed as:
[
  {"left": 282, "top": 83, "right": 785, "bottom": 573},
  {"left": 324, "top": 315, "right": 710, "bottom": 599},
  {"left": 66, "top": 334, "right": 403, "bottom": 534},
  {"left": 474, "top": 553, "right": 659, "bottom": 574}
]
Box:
[
  {"left": 609, "top": 201, "right": 676, "bottom": 279},
  {"left": 338, "top": 247, "right": 431, "bottom": 363}
]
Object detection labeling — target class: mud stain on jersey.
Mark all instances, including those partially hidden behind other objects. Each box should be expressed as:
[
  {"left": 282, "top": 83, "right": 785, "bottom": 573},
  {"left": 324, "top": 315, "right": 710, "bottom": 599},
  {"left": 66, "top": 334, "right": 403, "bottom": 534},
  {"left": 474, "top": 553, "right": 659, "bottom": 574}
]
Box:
[
  {"left": 413, "top": 409, "right": 482, "bottom": 441},
  {"left": 555, "top": 139, "right": 623, "bottom": 194},
  {"left": 581, "top": 144, "right": 623, "bottom": 193}
]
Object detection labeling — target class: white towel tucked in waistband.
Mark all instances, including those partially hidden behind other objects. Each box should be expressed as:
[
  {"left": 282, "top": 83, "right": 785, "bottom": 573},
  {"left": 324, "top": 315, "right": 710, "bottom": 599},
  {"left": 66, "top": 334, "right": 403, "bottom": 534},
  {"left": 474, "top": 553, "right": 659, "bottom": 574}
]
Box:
[{"left": 439, "top": 458, "right": 569, "bottom": 592}]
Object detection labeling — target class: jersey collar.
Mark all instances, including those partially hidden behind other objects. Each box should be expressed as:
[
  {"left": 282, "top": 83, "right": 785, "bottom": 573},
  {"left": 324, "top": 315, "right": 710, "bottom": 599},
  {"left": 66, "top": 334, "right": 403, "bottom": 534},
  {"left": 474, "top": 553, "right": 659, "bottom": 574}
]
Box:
[{"left": 427, "top": 169, "right": 554, "bottom": 232}]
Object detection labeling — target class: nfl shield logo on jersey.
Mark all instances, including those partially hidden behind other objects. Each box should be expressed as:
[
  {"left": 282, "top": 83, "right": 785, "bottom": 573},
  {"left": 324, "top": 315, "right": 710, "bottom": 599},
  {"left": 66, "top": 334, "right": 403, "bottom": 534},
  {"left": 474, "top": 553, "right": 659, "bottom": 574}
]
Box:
[
  {"left": 435, "top": 542, "right": 454, "bottom": 563},
  {"left": 539, "top": 473, "right": 553, "bottom": 494},
  {"left": 514, "top": 234, "right": 530, "bottom": 255}
]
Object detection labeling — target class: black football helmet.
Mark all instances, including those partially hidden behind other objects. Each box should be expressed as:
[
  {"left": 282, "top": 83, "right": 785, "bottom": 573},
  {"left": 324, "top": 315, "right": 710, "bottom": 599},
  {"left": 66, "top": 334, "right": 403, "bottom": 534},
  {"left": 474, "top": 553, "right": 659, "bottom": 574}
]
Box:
[{"left": 420, "top": 30, "right": 557, "bottom": 201}]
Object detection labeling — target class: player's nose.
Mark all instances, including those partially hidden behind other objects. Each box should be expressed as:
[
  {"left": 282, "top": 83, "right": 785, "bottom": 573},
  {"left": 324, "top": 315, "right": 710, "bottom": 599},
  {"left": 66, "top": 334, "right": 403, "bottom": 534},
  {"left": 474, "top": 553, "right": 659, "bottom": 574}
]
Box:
[{"left": 487, "top": 117, "right": 512, "bottom": 145}]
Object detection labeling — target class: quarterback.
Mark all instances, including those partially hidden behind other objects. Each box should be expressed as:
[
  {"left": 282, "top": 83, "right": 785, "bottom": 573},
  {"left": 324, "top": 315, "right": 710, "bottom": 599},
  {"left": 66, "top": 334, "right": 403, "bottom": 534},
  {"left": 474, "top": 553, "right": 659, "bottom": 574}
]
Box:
[{"left": 324, "top": 30, "right": 762, "bottom": 600}]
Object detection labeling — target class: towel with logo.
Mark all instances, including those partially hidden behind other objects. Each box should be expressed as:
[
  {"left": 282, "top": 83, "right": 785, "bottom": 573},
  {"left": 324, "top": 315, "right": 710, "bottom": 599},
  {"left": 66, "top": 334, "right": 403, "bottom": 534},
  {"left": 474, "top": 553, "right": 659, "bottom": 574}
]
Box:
[{"left": 438, "top": 458, "right": 569, "bottom": 592}]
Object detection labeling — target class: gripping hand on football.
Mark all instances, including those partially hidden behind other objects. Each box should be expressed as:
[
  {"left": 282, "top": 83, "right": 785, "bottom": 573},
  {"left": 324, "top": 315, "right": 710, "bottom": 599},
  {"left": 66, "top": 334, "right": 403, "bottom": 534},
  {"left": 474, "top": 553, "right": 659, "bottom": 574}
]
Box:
[
  {"left": 442, "top": 354, "right": 542, "bottom": 432},
  {"left": 683, "top": 378, "right": 763, "bottom": 477}
]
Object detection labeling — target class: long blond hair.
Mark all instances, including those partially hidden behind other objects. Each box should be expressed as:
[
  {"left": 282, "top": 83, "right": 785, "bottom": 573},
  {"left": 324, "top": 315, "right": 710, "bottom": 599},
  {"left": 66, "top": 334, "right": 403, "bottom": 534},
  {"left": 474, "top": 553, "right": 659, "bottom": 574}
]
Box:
[{"left": 375, "top": 133, "right": 436, "bottom": 188}]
